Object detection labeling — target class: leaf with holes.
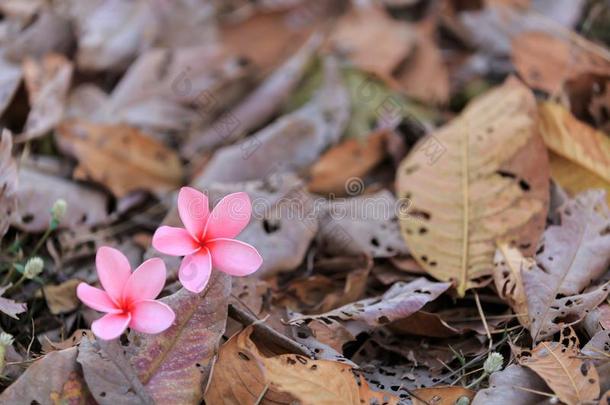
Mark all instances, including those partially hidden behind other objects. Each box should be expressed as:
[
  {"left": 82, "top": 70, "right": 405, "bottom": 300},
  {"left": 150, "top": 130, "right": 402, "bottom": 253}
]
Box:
[
  {"left": 493, "top": 243, "right": 532, "bottom": 328},
  {"left": 205, "top": 325, "right": 399, "bottom": 405},
  {"left": 523, "top": 190, "right": 610, "bottom": 341},
  {"left": 396, "top": 77, "right": 549, "bottom": 295},
  {"left": 517, "top": 329, "right": 600, "bottom": 405},
  {"left": 290, "top": 277, "right": 451, "bottom": 335}
]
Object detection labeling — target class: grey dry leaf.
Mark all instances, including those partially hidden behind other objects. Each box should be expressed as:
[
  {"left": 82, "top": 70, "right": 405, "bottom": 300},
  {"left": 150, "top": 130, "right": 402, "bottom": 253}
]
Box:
[
  {"left": 397, "top": 77, "right": 549, "bottom": 296},
  {"left": 0, "top": 284, "right": 27, "bottom": 319},
  {"left": 472, "top": 364, "right": 550, "bottom": 405},
  {"left": 192, "top": 173, "right": 318, "bottom": 278},
  {"left": 0, "top": 346, "right": 80, "bottom": 403},
  {"left": 12, "top": 166, "right": 109, "bottom": 232},
  {"left": 290, "top": 277, "right": 451, "bottom": 334},
  {"left": 517, "top": 329, "right": 600, "bottom": 405},
  {"left": 197, "top": 57, "right": 350, "bottom": 185},
  {"left": 316, "top": 190, "right": 409, "bottom": 258},
  {"left": 0, "top": 130, "right": 17, "bottom": 239},
  {"left": 493, "top": 243, "right": 532, "bottom": 328},
  {"left": 523, "top": 189, "right": 610, "bottom": 341},
  {"left": 17, "top": 53, "right": 73, "bottom": 142}
]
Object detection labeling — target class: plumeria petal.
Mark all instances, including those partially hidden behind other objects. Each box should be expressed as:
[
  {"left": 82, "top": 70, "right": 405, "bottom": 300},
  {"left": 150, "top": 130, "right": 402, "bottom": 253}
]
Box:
[
  {"left": 179, "top": 249, "right": 212, "bottom": 293},
  {"left": 96, "top": 246, "right": 132, "bottom": 304},
  {"left": 123, "top": 258, "right": 166, "bottom": 304},
  {"left": 91, "top": 313, "right": 131, "bottom": 340},
  {"left": 152, "top": 226, "right": 200, "bottom": 256},
  {"left": 204, "top": 192, "right": 251, "bottom": 240},
  {"left": 178, "top": 187, "right": 209, "bottom": 239},
  {"left": 208, "top": 238, "right": 262, "bottom": 276},
  {"left": 129, "top": 300, "right": 175, "bottom": 334},
  {"left": 76, "top": 283, "right": 122, "bottom": 314}
]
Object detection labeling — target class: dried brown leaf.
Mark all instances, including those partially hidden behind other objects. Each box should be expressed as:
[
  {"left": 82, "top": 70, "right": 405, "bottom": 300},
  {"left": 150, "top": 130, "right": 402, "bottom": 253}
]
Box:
[
  {"left": 56, "top": 120, "right": 183, "bottom": 197},
  {"left": 397, "top": 77, "right": 549, "bottom": 295},
  {"left": 0, "top": 130, "right": 17, "bottom": 239},
  {"left": 472, "top": 364, "right": 550, "bottom": 405},
  {"left": 517, "top": 330, "right": 600, "bottom": 405}
]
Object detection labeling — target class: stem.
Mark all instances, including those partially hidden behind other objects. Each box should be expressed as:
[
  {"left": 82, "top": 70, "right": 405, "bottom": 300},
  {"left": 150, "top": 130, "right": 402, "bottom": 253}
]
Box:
[
  {"left": 466, "top": 371, "right": 488, "bottom": 389},
  {"left": 30, "top": 225, "right": 54, "bottom": 257}
]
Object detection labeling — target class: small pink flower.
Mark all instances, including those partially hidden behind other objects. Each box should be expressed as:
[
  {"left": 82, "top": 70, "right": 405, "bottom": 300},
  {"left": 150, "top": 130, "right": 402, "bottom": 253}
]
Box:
[
  {"left": 76, "top": 247, "right": 175, "bottom": 340},
  {"left": 152, "top": 187, "right": 262, "bottom": 293}
]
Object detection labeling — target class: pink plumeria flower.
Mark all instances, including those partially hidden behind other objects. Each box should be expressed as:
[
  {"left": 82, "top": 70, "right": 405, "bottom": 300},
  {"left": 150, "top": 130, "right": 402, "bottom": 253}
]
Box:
[
  {"left": 76, "top": 247, "right": 175, "bottom": 340},
  {"left": 152, "top": 187, "right": 262, "bottom": 293}
]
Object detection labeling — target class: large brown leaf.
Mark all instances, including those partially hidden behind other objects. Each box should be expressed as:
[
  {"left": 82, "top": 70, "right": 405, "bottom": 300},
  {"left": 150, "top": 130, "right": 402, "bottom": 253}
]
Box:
[
  {"left": 56, "top": 119, "right": 183, "bottom": 197},
  {"left": 205, "top": 325, "right": 398, "bottom": 405},
  {"left": 79, "top": 272, "right": 231, "bottom": 404},
  {"left": 396, "top": 77, "right": 549, "bottom": 295},
  {"left": 517, "top": 329, "right": 600, "bottom": 405},
  {"left": 0, "top": 130, "right": 17, "bottom": 239},
  {"left": 522, "top": 190, "right": 610, "bottom": 341}
]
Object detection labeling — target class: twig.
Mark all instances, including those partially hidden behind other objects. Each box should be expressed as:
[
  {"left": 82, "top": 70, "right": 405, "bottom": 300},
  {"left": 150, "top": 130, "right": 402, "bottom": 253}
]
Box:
[
  {"left": 228, "top": 304, "right": 313, "bottom": 357},
  {"left": 474, "top": 290, "right": 493, "bottom": 351}
]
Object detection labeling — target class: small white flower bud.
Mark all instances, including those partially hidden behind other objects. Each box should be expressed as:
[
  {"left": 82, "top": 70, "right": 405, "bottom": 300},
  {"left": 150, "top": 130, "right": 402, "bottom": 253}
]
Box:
[
  {"left": 24, "top": 257, "right": 44, "bottom": 279},
  {"left": 455, "top": 396, "right": 471, "bottom": 405},
  {"left": 0, "top": 332, "right": 13, "bottom": 347},
  {"left": 483, "top": 352, "right": 504, "bottom": 374},
  {"left": 50, "top": 199, "right": 67, "bottom": 222}
]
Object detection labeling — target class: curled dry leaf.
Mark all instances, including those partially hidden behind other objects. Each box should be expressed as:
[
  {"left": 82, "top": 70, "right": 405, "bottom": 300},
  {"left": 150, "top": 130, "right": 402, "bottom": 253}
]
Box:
[
  {"left": 0, "top": 284, "right": 27, "bottom": 319},
  {"left": 493, "top": 243, "right": 531, "bottom": 327},
  {"left": 0, "top": 347, "right": 82, "bottom": 403},
  {"left": 290, "top": 277, "right": 451, "bottom": 334},
  {"left": 539, "top": 101, "right": 610, "bottom": 202},
  {"left": 316, "top": 190, "right": 409, "bottom": 258},
  {"left": 517, "top": 329, "right": 600, "bottom": 405},
  {"left": 0, "top": 130, "right": 17, "bottom": 239},
  {"left": 205, "top": 325, "right": 398, "bottom": 405},
  {"left": 18, "top": 53, "right": 73, "bottom": 141},
  {"left": 80, "top": 272, "right": 231, "bottom": 404},
  {"left": 512, "top": 31, "right": 610, "bottom": 94},
  {"left": 56, "top": 119, "right": 183, "bottom": 197},
  {"left": 523, "top": 190, "right": 610, "bottom": 341},
  {"left": 12, "top": 166, "right": 110, "bottom": 232},
  {"left": 329, "top": 4, "right": 414, "bottom": 77},
  {"left": 412, "top": 386, "right": 475, "bottom": 405},
  {"left": 197, "top": 57, "right": 349, "bottom": 185},
  {"left": 397, "top": 77, "right": 549, "bottom": 295},
  {"left": 472, "top": 364, "right": 550, "bottom": 405}
]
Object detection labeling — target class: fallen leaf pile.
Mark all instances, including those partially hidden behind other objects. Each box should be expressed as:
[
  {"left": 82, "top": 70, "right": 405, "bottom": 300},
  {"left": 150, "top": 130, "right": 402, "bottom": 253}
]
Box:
[{"left": 0, "top": 0, "right": 609, "bottom": 404}]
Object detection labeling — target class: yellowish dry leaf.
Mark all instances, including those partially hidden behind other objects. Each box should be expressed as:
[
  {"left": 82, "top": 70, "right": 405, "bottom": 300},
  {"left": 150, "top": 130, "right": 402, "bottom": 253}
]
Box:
[
  {"left": 396, "top": 77, "right": 549, "bottom": 295},
  {"left": 56, "top": 119, "right": 183, "bottom": 197},
  {"left": 517, "top": 329, "right": 600, "bottom": 405},
  {"left": 493, "top": 243, "right": 532, "bottom": 327},
  {"left": 539, "top": 100, "right": 610, "bottom": 203}
]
